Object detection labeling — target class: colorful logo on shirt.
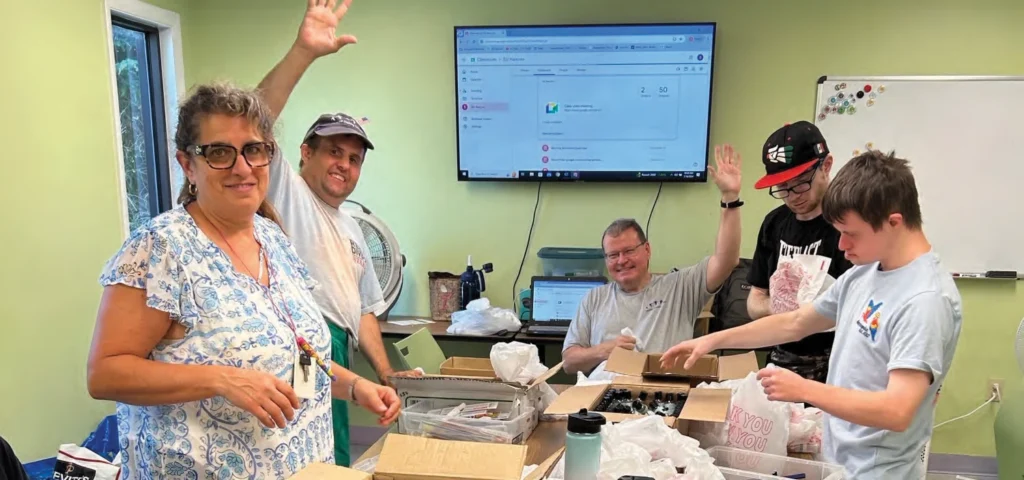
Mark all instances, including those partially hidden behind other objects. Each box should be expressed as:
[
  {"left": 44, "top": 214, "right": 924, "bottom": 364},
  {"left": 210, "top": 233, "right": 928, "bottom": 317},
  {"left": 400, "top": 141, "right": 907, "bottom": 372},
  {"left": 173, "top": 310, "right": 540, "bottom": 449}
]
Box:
[{"left": 858, "top": 299, "right": 883, "bottom": 341}]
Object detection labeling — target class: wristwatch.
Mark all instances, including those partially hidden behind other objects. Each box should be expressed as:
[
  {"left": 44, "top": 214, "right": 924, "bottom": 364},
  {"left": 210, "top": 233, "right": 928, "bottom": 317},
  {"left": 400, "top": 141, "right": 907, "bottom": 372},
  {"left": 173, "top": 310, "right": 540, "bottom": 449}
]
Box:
[{"left": 721, "top": 198, "right": 744, "bottom": 209}]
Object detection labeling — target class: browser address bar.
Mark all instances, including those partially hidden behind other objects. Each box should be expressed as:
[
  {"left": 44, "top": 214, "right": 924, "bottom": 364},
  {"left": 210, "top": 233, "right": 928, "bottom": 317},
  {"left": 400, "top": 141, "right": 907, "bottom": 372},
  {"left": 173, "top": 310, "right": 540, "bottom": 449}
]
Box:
[{"left": 478, "top": 35, "right": 677, "bottom": 45}]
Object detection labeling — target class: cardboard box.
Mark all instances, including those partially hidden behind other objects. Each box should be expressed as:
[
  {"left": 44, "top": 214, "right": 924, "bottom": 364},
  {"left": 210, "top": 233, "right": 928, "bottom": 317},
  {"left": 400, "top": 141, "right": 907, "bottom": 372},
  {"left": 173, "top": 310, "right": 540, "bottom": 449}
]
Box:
[
  {"left": 391, "top": 362, "right": 562, "bottom": 444},
  {"left": 439, "top": 357, "right": 497, "bottom": 378},
  {"left": 291, "top": 463, "right": 371, "bottom": 480},
  {"left": 605, "top": 348, "right": 758, "bottom": 383},
  {"left": 373, "top": 434, "right": 527, "bottom": 480},
  {"left": 544, "top": 352, "right": 758, "bottom": 435}
]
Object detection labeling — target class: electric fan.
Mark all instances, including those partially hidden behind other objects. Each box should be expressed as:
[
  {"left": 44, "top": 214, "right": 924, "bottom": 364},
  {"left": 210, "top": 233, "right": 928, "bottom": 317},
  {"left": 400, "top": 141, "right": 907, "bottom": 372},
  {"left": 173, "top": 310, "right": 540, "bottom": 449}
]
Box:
[
  {"left": 343, "top": 200, "right": 406, "bottom": 320},
  {"left": 994, "top": 316, "right": 1024, "bottom": 480}
]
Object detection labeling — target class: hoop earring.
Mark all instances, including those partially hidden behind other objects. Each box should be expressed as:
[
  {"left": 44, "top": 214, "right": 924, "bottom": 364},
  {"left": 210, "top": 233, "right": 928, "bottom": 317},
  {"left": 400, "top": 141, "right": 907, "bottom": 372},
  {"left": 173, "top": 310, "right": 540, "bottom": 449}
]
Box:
[{"left": 188, "top": 183, "right": 197, "bottom": 196}]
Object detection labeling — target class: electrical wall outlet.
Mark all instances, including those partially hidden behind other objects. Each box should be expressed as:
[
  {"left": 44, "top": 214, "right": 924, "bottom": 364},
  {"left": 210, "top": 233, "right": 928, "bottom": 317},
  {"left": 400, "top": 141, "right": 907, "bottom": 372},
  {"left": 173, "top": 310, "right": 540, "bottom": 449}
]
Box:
[{"left": 987, "top": 378, "right": 1003, "bottom": 402}]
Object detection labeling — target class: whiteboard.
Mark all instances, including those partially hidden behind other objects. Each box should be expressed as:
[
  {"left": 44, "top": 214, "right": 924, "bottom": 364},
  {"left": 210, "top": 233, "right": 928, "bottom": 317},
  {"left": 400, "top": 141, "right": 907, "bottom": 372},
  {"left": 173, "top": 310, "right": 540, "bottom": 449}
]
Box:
[{"left": 813, "top": 76, "right": 1024, "bottom": 275}]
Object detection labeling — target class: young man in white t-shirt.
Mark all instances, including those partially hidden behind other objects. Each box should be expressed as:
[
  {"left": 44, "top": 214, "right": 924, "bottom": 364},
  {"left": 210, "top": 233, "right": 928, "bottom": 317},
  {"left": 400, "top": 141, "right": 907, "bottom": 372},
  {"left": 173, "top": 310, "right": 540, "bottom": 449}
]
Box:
[
  {"left": 661, "top": 150, "right": 962, "bottom": 479},
  {"left": 255, "top": 0, "right": 420, "bottom": 466}
]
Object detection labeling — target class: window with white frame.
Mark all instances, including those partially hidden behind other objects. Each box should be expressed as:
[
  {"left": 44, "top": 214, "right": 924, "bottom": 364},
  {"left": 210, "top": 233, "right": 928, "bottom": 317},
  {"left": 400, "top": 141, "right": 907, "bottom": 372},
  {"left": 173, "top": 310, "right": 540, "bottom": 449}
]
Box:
[{"left": 105, "top": 0, "right": 185, "bottom": 235}]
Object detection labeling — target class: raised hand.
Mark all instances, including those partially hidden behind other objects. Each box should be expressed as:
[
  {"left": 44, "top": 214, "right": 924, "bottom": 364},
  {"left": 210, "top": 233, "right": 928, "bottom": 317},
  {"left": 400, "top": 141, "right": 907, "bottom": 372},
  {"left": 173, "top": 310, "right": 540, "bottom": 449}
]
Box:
[
  {"left": 294, "top": 0, "right": 358, "bottom": 59},
  {"left": 710, "top": 144, "right": 742, "bottom": 200},
  {"left": 217, "top": 366, "right": 300, "bottom": 429}
]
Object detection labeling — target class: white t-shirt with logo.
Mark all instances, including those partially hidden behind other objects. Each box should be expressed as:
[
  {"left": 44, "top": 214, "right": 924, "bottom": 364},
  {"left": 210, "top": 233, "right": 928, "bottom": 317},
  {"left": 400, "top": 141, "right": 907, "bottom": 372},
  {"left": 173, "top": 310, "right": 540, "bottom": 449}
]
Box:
[
  {"left": 813, "top": 251, "right": 962, "bottom": 479},
  {"left": 563, "top": 256, "right": 716, "bottom": 361},
  {"left": 266, "top": 151, "right": 385, "bottom": 343}
]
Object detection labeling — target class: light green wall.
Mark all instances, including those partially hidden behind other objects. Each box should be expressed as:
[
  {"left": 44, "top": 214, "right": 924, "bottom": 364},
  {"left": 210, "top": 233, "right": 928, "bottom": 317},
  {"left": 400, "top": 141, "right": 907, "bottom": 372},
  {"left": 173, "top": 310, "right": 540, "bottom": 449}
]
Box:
[
  {"left": 0, "top": 0, "right": 190, "bottom": 461},
  {"left": 180, "top": 0, "right": 1023, "bottom": 457},
  {"left": 1, "top": 0, "right": 1020, "bottom": 464}
]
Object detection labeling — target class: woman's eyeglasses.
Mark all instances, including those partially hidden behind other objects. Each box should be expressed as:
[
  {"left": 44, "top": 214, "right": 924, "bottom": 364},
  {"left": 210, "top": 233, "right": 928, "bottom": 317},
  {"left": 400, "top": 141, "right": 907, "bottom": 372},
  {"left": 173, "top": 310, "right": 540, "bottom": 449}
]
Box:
[{"left": 187, "top": 142, "right": 275, "bottom": 170}]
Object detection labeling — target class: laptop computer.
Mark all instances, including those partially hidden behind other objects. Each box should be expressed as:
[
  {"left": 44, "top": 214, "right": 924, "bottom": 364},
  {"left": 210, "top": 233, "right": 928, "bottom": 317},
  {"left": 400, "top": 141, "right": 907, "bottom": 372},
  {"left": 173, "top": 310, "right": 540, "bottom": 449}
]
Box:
[{"left": 525, "top": 276, "right": 607, "bottom": 336}]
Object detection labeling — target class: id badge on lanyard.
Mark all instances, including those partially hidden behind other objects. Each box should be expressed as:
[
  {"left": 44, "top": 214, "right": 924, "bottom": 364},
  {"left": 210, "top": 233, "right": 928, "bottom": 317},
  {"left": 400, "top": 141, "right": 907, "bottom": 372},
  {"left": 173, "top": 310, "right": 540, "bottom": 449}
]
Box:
[{"left": 264, "top": 285, "right": 336, "bottom": 399}]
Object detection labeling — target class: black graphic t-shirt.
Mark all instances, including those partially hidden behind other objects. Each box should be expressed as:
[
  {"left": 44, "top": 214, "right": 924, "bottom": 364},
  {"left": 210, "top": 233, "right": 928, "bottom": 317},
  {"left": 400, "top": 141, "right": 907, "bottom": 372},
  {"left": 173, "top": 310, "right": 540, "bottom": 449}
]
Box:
[{"left": 748, "top": 205, "right": 854, "bottom": 355}]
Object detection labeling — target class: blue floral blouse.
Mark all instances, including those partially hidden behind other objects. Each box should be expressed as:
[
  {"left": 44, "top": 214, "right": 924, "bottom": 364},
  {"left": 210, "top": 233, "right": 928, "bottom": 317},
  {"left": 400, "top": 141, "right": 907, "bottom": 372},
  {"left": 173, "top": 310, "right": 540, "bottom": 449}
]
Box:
[{"left": 98, "top": 207, "right": 334, "bottom": 479}]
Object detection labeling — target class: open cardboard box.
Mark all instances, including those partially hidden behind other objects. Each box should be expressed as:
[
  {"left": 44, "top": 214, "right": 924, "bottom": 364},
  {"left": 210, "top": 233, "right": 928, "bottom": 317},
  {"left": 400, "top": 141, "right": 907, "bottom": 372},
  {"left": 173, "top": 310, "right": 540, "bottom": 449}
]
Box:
[
  {"left": 545, "top": 351, "right": 758, "bottom": 435},
  {"left": 391, "top": 362, "right": 563, "bottom": 443},
  {"left": 292, "top": 463, "right": 372, "bottom": 480},
  {"left": 605, "top": 348, "right": 758, "bottom": 383},
  {"left": 439, "top": 356, "right": 497, "bottom": 378}
]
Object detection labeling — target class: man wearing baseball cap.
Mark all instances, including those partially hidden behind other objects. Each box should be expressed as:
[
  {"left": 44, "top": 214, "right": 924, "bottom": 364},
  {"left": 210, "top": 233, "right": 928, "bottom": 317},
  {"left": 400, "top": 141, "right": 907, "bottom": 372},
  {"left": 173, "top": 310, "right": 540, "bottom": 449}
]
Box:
[
  {"left": 746, "top": 121, "right": 853, "bottom": 385},
  {"left": 255, "top": 0, "right": 419, "bottom": 466}
]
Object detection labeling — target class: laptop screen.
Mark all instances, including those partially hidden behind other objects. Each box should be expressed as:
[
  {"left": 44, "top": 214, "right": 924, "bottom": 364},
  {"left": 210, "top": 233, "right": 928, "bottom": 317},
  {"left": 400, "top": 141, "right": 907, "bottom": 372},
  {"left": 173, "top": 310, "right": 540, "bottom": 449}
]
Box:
[{"left": 531, "top": 278, "right": 605, "bottom": 322}]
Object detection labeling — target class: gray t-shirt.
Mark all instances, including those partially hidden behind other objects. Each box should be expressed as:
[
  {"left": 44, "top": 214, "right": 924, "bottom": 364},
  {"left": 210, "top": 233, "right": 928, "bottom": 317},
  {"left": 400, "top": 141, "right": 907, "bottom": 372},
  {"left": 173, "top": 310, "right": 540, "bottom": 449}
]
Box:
[
  {"left": 812, "top": 251, "right": 962, "bottom": 479},
  {"left": 563, "top": 256, "right": 715, "bottom": 359},
  {"left": 266, "top": 151, "right": 385, "bottom": 344}
]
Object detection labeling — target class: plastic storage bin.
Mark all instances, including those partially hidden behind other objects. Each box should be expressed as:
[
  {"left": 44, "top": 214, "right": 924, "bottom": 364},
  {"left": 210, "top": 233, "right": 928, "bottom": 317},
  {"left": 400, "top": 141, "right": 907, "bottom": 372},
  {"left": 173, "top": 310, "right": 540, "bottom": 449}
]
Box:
[
  {"left": 537, "top": 247, "right": 605, "bottom": 277},
  {"left": 398, "top": 398, "right": 537, "bottom": 445},
  {"left": 707, "top": 446, "right": 845, "bottom": 480}
]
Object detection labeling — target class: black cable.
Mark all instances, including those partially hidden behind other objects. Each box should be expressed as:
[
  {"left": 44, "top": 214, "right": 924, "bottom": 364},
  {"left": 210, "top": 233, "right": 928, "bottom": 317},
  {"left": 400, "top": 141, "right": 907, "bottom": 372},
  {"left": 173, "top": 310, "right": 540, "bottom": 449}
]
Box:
[
  {"left": 645, "top": 182, "right": 664, "bottom": 238},
  {"left": 512, "top": 182, "right": 543, "bottom": 311}
]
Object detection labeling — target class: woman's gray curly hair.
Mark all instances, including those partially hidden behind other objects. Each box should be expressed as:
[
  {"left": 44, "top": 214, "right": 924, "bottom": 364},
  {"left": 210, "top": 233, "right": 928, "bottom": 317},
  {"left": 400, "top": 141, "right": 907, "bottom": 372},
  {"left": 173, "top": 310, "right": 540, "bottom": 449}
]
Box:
[{"left": 174, "top": 82, "right": 281, "bottom": 227}]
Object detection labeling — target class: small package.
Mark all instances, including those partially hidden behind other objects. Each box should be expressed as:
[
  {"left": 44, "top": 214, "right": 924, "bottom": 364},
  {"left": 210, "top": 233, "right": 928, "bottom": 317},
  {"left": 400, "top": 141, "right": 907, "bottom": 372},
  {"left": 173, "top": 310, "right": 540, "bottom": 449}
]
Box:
[
  {"left": 769, "top": 254, "right": 835, "bottom": 315},
  {"left": 53, "top": 445, "right": 121, "bottom": 480}
]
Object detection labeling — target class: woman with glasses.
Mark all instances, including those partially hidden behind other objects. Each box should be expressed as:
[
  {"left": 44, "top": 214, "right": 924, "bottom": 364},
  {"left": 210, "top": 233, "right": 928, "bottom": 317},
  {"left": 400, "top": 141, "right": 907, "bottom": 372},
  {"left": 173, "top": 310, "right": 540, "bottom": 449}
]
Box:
[{"left": 86, "top": 82, "right": 400, "bottom": 479}]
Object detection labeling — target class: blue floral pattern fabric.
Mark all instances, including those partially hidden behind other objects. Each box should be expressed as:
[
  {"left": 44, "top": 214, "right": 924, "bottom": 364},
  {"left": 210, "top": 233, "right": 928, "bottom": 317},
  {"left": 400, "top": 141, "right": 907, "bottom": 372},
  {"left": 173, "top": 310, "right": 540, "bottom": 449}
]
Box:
[{"left": 98, "top": 207, "right": 334, "bottom": 479}]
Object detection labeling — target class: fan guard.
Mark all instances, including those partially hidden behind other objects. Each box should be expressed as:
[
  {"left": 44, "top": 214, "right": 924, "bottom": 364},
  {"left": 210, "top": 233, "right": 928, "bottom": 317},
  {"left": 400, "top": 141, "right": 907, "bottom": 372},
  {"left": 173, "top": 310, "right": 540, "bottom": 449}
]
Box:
[{"left": 343, "top": 200, "right": 406, "bottom": 319}]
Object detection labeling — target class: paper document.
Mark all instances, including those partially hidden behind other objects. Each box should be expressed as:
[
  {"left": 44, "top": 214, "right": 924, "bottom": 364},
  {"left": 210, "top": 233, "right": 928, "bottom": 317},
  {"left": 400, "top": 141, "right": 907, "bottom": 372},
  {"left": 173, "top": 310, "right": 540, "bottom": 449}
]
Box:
[{"left": 387, "top": 318, "right": 435, "bottom": 326}]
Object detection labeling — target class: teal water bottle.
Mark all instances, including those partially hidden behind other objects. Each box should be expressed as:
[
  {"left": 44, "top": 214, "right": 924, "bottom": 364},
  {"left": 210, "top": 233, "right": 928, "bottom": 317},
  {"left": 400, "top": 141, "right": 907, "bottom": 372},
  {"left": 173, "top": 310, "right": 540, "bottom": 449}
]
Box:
[{"left": 565, "top": 408, "right": 605, "bottom": 480}]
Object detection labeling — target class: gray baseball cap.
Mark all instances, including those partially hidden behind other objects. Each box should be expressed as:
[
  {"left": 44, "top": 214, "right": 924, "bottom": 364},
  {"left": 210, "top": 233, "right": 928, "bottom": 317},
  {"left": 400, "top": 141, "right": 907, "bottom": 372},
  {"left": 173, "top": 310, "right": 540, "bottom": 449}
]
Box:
[{"left": 302, "top": 113, "right": 375, "bottom": 150}]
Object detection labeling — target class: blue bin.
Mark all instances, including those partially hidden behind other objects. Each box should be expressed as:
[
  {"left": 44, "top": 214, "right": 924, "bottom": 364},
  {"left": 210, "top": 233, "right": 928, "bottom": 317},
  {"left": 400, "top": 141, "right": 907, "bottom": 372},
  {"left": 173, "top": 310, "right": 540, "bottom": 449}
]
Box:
[{"left": 537, "top": 247, "right": 606, "bottom": 277}]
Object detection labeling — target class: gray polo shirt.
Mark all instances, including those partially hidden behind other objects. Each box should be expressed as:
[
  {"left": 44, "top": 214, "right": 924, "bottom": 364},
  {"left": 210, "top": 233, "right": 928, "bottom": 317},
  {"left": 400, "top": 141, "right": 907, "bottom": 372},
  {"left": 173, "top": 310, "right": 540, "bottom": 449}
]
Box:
[
  {"left": 563, "top": 256, "right": 715, "bottom": 360},
  {"left": 813, "top": 251, "right": 962, "bottom": 479}
]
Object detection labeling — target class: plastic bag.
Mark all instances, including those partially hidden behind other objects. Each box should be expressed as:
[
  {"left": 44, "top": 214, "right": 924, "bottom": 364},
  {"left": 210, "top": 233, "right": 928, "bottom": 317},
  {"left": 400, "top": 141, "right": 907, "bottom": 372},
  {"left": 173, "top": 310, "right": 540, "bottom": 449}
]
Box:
[
  {"left": 769, "top": 254, "right": 834, "bottom": 315},
  {"left": 723, "top": 370, "right": 791, "bottom": 456},
  {"left": 687, "top": 378, "right": 743, "bottom": 449},
  {"left": 448, "top": 298, "right": 521, "bottom": 335},
  {"left": 621, "top": 327, "right": 645, "bottom": 352},
  {"left": 53, "top": 444, "right": 121, "bottom": 480},
  {"left": 575, "top": 360, "right": 618, "bottom": 386},
  {"left": 788, "top": 403, "right": 824, "bottom": 453},
  {"left": 490, "top": 342, "right": 549, "bottom": 385}
]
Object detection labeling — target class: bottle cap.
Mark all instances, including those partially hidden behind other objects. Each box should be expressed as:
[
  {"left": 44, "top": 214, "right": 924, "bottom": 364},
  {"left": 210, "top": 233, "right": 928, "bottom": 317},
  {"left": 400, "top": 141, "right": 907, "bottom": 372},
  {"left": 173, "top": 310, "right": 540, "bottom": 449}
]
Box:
[{"left": 568, "top": 409, "right": 606, "bottom": 434}]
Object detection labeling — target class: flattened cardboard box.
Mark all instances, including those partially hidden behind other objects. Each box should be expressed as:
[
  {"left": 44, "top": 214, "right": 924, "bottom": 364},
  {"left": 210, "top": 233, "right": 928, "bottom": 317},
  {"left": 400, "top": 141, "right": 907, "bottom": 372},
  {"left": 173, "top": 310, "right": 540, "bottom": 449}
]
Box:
[
  {"left": 373, "top": 434, "right": 527, "bottom": 480},
  {"left": 546, "top": 351, "right": 758, "bottom": 435},
  {"left": 291, "top": 463, "right": 371, "bottom": 480}
]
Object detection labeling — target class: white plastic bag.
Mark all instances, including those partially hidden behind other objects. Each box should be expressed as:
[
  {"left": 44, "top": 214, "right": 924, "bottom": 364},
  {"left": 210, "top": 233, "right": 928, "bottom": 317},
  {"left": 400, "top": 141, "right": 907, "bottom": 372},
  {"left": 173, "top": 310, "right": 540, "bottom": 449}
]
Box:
[
  {"left": 53, "top": 444, "right": 121, "bottom": 480},
  {"left": 722, "top": 370, "right": 791, "bottom": 456},
  {"left": 448, "top": 298, "right": 521, "bottom": 335},
  {"left": 788, "top": 403, "right": 824, "bottom": 453},
  {"left": 575, "top": 360, "right": 618, "bottom": 386},
  {"left": 769, "top": 254, "right": 834, "bottom": 314},
  {"left": 687, "top": 378, "right": 743, "bottom": 449},
  {"left": 490, "top": 342, "right": 549, "bottom": 385}
]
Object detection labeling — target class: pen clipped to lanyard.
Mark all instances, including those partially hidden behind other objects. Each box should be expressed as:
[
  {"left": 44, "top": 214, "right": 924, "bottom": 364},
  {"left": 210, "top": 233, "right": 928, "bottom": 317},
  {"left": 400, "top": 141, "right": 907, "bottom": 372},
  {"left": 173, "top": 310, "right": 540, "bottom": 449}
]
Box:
[{"left": 298, "top": 337, "right": 337, "bottom": 382}]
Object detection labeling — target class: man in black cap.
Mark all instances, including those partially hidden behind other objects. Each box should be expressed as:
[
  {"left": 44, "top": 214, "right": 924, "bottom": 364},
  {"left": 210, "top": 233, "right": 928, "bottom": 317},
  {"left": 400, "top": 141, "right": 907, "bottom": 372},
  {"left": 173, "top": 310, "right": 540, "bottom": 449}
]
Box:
[
  {"left": 746, "top": 121, "right": 853, "bottom": 383},
  {"left": 255, "top": 0, "right": 419, "bottom": 466}
]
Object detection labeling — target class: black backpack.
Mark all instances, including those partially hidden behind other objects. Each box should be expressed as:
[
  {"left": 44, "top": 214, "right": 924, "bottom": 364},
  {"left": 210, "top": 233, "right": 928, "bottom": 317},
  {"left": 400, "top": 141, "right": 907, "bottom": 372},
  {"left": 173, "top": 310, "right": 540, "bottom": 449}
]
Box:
[{"left": 709, "top": 258, "right": 753, "bottom": 332}]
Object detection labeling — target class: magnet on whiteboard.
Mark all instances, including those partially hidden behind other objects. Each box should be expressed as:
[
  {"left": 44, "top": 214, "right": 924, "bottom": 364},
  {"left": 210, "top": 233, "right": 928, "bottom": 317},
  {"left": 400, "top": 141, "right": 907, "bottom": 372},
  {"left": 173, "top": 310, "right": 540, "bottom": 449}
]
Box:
[
  {"left": 822, "top": 105, "right": 831, "bottom": 113},
  {"left": 863, "top": 84, "right": 872, "bottom": 93},
  {"left": 829, "top": 96, "right": 838, "bottom": 104},
  {"left": 843, "top": 100, "right": 850, "bottom": 107},
  {"left": 837, "top": 92, "right": 845, "bottom": 99},
  {"left": 856, "top": 91, "right": 865, "bottom": 99},
  {"left": 848, "top": 106, "right": 857, "bottom": 114},
  {"left": 834, "top": 84, "right": 842, "bottom": 91},
  {"left": 818, "top": 113, "right": 827, "bottom": 121},
  {"left": 839, "top": 82, "right": 847, "bottom": 89},
  {"left": 853, "top": 149, "right": 861, "bottom": 156},
  {"left": 878, "top": 85, "right": 886, "bottom": 93},
  {"left": 867, "top": 99, "right": 875, "bottom": 106},
  {"left": 866, "top": 142, "right": 875, "bottom": 149},
  {"left": 838, "top": 106, "right": 847, "bottom": 114}
]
